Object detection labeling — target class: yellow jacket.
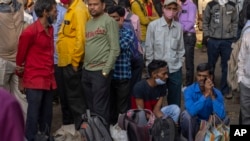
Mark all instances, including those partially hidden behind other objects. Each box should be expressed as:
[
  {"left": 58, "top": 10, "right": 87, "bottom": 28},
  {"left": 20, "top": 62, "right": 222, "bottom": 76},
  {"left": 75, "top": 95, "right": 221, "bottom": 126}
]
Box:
[
  {"left": 57, "top": 0, "right": 90, "bottom": 67},
  {"left": 130, "top": 0, "right": 159, "bottom": 41}
]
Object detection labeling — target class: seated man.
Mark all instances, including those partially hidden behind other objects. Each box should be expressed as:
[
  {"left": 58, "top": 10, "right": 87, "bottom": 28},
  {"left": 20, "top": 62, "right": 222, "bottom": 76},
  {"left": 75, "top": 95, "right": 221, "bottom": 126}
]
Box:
[
  {"left": 180, "top": 63, "right": 230, "bottom": 141},
  {"left": 131, "top": 59, "right": 180, "bottom": 124}
]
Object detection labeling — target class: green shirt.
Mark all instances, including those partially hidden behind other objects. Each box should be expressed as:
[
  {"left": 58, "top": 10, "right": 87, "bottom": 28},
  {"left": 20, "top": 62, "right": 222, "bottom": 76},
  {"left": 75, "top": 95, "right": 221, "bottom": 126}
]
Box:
[{"left": 84, "top": 14, "right": 120, "bottom": 74}]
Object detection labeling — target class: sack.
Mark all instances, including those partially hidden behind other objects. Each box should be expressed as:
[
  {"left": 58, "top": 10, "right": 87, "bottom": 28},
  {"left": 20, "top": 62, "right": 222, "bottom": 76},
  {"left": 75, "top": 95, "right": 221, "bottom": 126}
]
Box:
[
  {"left": 227, "top": 26, "right": 250, "bottom": 92},
  {"left": 79, "top": 109, "right": 112, "bottom": 141},
  {"left": 123, "top": 13, "right": 140, "bottom": 61},
  {"left": 118, "top": 109, "right": 155, "bottom": 141},
  {"left": 110, "top": 123, "right": 128, "bottom": 141},
  {"left": 151, "top": 116, "right": 176, "bottom": 141},
  {"left": 195, "top": 115, "right": 230, "bottom": 141},
  {"left": 54, "top": 125, "right": 82, "bottom": 141}
]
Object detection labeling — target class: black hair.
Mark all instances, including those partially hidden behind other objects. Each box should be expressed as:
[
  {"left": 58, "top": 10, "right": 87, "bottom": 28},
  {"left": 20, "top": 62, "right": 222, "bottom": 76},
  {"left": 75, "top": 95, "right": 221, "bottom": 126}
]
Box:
[
  {"left": 196, "top": 63, "right": 213, "bottom": 75},
  {"left": 147, "top": 60, "right": 168, "bottom": 77},
  {"left": 107, "top": 5, "right": 125, "bottom": 17},
  {"left": 34, "top": 0, "right": 56, "bottom": 18},
  {"left": 247, "top": 3, "right": 250, "bottom": 20},
  {"left": 239, "top": 1, "right": 250, "bottom": 28}
]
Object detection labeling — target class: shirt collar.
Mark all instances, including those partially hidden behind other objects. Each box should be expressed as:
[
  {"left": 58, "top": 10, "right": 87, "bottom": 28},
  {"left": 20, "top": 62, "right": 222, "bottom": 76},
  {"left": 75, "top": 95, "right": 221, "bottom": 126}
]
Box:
[
  {"left": 68, "top": 0, "right": 79, "bottom": 10},
  {"left": 35, "top": 20, "right": 52, "bottom": 33},
  {"left": 160, "top": 16, "right": 177, "bottom": 28}
]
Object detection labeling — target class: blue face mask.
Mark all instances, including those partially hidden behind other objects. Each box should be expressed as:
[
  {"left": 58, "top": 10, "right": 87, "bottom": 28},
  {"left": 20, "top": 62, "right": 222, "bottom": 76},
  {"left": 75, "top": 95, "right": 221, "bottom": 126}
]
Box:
[{"left": 155, "top": 78, "right": 166, "bottom": 85}]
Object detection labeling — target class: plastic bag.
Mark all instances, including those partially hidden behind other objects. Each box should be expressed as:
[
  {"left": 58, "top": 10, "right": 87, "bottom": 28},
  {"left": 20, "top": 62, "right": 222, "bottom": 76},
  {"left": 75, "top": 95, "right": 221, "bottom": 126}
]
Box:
[{"left": 110, "top": 124, "right": 128, "bottom": 141}]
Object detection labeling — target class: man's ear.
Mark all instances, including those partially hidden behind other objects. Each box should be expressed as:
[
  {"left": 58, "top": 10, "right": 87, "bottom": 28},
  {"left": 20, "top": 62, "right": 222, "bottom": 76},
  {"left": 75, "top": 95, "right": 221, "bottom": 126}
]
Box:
[{"left": 102, "top": 2, "right": 106, "bottom": 11}]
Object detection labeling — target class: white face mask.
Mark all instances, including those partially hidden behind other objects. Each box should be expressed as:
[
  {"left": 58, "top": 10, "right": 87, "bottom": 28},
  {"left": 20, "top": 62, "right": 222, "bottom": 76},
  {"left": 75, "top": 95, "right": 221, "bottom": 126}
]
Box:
[
  {"left": 163, "top": 8, "right": 177, "bottom": 20},
  {"left": 155, "top": 78, "right": 166, "bottom": 85},
  {"left": 218, "top": 0, "right": 228, "bottom": 6}
]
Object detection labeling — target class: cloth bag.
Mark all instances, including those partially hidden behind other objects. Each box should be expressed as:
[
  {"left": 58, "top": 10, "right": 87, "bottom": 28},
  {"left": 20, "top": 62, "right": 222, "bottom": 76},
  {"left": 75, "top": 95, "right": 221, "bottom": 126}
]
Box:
[
  {"left": 195, "top": 115, "right": 230, "bottom": 141},
  {"left": 110, "top": 123, "right": 128, "bottom": 141}
]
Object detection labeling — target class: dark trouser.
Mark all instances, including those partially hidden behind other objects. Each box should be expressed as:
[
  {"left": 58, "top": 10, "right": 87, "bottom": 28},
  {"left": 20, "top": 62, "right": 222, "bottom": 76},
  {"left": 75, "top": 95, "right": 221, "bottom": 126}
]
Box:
[
  {"left": 184, "top": 33, "right": 196, "bottom": 86},
  {"left": 180, "top": 110, "right": 230, "bottom": 141},
  {"left": 167, "top": 68, "right": 182, "bottom": 107},
  {"left": 239, "top": 82, "right": 250, "bottom": 124},
  {"left": 54, "top": 65, "right": 74, "bottom": 125},
  {"left": 25, "top": 89, "right": 53, "bottom": 141},
  {"left": 207, "top": 38, "right": 233, "bottom": 95},
  {"left": 61, "top": 64, "right": 86, "bottom": 129},
  {"left": 81, "top": 69, "right": 112, "bottom": 124},
  {"left": 110, "top": 79, "right": 131, "bottom": 125}
]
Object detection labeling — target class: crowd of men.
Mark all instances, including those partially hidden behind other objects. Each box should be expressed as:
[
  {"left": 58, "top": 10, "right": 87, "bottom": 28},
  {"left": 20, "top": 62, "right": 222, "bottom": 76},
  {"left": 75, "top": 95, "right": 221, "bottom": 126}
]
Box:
[{"left": 0, "top": 0, "right": 250, "bottom": 140}]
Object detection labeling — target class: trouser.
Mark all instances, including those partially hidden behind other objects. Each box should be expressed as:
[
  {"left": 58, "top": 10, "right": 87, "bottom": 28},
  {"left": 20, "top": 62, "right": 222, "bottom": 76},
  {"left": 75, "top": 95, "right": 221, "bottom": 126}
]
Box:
[
  {"left": 161, "top": 104, "right": 181, "bottom": 123},
  {"left": 167, "top": 68, "right": 182, "bottom": 107},
  {"left": 207, "top": 38, "right": 233, "bottom": 95},
  {"left": 184, "top": 33, "right": 196, "bottom": 86},
  {"left": 239, "top": 82, "right": 250, "bottom": 124},
  {"left": 0, "top": 57, "right": 28, "bottom": 120},
  {"left": 61, "top": 64, "right": 86, "bottom": 129},
  {"left": 54, "top": 65, "right": 74, "bottom": 125},
  {"left": 110, "top": 79, "right": 131, "bottom": 124},
  {"left": 82, "top": 68, "right": 113, "bottom": 124},
  {"left": 25, "top": 89, "right": 53, "bottom": 141}
]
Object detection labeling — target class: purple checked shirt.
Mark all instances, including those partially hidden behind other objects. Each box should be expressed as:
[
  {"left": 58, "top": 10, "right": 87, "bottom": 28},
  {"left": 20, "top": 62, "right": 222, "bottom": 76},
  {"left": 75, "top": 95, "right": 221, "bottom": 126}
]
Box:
[{"left": 178, "top": 0, "right": 197, "bottom": 33}]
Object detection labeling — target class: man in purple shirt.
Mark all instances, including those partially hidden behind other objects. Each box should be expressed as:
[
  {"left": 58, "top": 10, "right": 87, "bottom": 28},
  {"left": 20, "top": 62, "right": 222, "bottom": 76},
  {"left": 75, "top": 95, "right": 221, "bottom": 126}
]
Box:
[
  {"left": 0, "top": 88, "right": 25, "bottom": 141},
  {"left": 178, "top": 0, "right": 197, "bottom": 88}
]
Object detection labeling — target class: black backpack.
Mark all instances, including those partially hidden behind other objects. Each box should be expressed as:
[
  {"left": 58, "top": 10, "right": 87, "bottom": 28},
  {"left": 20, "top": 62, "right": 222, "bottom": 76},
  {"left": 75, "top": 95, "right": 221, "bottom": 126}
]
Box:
[
  {"left": 79, "top": 109, "right": 112, "bottom": 141},
  {"left": 151, "top": 116, "right": 177, "bottom": 141}
]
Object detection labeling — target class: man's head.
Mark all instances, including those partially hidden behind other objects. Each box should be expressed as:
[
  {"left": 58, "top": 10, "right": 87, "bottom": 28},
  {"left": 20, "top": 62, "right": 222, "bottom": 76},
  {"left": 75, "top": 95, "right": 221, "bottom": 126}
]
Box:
[
  {"left": 148, "top": 60, "right": 168, "bottom": 85},
  {"left": 34, "top": 0, "right": 57, "bottom": 25},
  {"left": 107, "top": 6, "right": 125, "bottom": 27},
  {"left": 196, "top": 63, "right": 213, "bottom": 87},
  {"left": 162, "top": 0, "right": 178, "bottom": 20},
  {"left": 88, "top": 0, "right": 105, "bottom": 18}
]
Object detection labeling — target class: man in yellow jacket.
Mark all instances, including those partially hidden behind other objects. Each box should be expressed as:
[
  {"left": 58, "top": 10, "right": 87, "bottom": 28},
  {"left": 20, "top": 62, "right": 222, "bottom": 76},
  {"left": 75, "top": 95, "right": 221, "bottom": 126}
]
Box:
[{"left": 56, "top": 0, "right": 90, "bottom": 129}]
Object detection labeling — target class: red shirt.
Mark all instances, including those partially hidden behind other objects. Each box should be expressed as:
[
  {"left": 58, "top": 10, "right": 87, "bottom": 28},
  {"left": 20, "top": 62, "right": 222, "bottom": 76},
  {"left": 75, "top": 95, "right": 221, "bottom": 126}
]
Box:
[{"left": 16, "top": 20, "right": 56, "bottom": 90}]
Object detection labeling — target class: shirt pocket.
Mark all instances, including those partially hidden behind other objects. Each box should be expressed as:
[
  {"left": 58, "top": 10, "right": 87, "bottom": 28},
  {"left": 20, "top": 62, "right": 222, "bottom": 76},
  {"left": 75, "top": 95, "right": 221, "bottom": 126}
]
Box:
[{"left": 62, "top": 16, "right": 76, "bottom": 37}]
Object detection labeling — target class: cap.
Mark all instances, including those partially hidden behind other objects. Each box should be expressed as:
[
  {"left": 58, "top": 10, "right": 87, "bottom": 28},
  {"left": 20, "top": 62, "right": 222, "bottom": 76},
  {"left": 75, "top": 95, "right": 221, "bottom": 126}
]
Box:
[{"left": 163, "top": 0, "right": 177, "bottom": 6}]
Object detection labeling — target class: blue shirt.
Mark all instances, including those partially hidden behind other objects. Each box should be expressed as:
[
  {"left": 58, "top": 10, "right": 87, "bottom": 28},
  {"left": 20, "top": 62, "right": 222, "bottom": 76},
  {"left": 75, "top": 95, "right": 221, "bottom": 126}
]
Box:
[
  {"left": 184, "top": 82, "right": 226, "bottom": 120},
  {"left": 113, "top": 27, "right": 133, "bottom": 80}
]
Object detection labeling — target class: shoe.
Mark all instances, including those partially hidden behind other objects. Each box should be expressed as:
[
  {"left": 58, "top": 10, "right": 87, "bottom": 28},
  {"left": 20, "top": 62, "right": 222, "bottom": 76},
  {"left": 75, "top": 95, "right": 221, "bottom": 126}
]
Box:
[{"left": 225, "top": 93, "right": 233, "bottom": 99}]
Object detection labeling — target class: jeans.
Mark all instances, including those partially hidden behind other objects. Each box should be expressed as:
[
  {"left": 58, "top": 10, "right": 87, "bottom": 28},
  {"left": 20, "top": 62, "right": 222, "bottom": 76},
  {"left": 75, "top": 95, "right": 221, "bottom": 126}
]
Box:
[
  {"left": 239, "top": 82, "right": 250, "bottom": 124},
  {"left": 161, "top": 104, "right": 180, "bottom": 123},
  {"left": 82, "top": 69, "right": 113, "bottom": 124},
  {"left": 110, "top": 79, "right": 131, "bottom": 124},
  {"left": 167, "top": 68, "right": 182, "bottom": 107},
  {"left": 54, "top": 65, "right": 74, "bottom": 125},
  {"left": 207, "top": 38, "right": 233, "bottom": 95},
  {"left": 184, "top": 33, "right": 196, "bottom": 86},
  {"left": 25, "top": 89, "right": 53, "bottom": 141}
]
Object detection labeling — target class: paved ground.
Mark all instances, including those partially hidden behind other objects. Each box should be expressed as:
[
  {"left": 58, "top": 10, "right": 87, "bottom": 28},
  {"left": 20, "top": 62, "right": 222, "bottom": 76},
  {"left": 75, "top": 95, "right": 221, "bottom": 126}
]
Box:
[{"left": 51, "top": 29, "right": 240, "bottom": 134}]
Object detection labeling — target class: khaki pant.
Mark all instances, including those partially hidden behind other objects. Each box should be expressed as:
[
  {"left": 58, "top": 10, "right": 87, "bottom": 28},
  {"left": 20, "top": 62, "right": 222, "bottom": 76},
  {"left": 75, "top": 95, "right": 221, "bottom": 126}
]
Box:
[{"left": 0, "top": 57, "right": 28, "bottom": 120}]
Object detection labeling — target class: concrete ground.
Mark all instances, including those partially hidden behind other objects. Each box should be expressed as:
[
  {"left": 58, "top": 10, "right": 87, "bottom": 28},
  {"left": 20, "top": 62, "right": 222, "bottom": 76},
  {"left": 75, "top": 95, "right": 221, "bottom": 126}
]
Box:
[{"left": 51, "top": 28, "right": 240, "bottom": 134}]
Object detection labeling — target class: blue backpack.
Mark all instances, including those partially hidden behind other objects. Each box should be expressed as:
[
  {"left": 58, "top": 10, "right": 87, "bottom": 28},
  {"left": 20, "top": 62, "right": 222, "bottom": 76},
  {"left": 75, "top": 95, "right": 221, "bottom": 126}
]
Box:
[{"left": 123, "top": 13, "right": 140, "bottom": 61}]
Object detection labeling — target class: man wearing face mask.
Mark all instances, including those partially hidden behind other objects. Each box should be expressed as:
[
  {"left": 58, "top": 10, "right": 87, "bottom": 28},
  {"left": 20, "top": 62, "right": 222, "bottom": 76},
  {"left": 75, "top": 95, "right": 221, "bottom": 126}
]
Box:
[
  {"left": 16, "top": 0, "right": 57, "bottom": 140},
  {"left": 56, "top": 0, "right": 90, "bottom": 130},
  {"left": 179, "top": 0, "right": 197, "bottom": 89},
  {"left": 145, "top": 0, "right": 185, "bottom": 107},
  {"left": 131, "top": 60, "right": 180, "bottom": 124}
]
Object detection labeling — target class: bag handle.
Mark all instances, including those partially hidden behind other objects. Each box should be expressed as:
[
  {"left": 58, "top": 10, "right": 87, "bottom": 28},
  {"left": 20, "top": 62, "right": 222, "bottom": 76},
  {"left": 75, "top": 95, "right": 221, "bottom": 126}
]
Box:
[{"left": 126, "top": 109, "right": 155, "bottom": 126}]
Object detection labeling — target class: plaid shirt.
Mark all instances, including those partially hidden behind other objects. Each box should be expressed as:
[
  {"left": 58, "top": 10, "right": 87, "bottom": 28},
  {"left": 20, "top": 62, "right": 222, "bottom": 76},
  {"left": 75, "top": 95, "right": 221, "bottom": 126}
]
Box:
[{"left": 113, "top": 27, "right": 134, "bottom": 80}]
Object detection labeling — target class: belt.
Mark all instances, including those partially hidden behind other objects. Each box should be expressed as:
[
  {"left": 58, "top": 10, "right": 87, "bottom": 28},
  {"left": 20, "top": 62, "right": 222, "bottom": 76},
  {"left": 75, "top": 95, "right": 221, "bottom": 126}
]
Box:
[{"left": 184, "top": 32, "right": 196, "bottom": 36}]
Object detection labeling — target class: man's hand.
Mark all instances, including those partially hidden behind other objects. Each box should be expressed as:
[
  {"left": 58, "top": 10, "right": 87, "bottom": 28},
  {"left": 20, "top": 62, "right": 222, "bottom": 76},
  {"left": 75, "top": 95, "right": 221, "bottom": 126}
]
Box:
[
  {"left": 18, "top": 78, "right": 25, "bottom": 94},
  {"left": 204, "top": 78, "right": 214, "bottom": 97},
  {"left": 72, "top": 66, "right": 78, "bottom": 72},
  {"left": 16, "top": 65, "right": 24, "bottom": 74}
]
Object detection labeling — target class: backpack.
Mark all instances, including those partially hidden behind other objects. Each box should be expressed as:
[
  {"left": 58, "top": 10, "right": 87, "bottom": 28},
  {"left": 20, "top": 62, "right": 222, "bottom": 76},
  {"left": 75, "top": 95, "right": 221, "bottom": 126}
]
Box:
[
  {"left": 123, "top": 13, "right": 140, "bottom": 61},
  {"left": 151, "top": 116, "right": 176, "bottom": 141},
  {"left": 79, "top": 109, "right": 112, "bottom": 141},
  {"left": 227, "top": 26, "right": 250, "bottom": 92},
  {"left": 118, "top": 109, "right": 155, "bottom": 141}
]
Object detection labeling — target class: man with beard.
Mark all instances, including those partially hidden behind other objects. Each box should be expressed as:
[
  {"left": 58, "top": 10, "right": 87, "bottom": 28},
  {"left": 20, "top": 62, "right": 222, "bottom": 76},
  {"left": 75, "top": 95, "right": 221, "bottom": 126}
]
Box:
[
  {"left": 180, "top": 63, "right": 229, "bottom": 141},
  {"left": 145, "top": 0, "right": 185, "bottom": 107},
  {"left": 16, "top": 0, "right": 57, "bottom": 140},
  {"left": 82, "top": 0, "right": 120, "bottom": 125}
]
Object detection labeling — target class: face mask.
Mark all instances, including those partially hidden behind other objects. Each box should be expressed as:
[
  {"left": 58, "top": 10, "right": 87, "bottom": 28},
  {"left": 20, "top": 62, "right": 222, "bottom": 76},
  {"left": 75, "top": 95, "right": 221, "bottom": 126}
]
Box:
[
  {"left": 155, "top": 78, "right": 166, "bottom": 85},
  {"left": 47, "top": 15, "right": 55, "bottom": 25},
  {"left": 163, "top": 9, "right": 176, "bottom": 20}
]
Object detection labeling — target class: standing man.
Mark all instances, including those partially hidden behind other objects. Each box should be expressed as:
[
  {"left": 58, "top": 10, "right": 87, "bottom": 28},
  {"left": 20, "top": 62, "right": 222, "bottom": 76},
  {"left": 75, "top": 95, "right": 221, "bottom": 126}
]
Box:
[
  {"left": 16, "top": 0, "right": 57, "bottom": 140},
  {"left": 145, "top": 0, "right": 185, "bottom": 107},
  {"left": 179, "top": 0, "right": 197, "bottom": 88},
  {"left": 56, "top": 0, "right": 90, "bottom": 129},
  {"left": 237, "top": 5, "right": 250, "bottom": 125},
  {"left": 82, "top": 0, "right": 120, "bottom": 124},
  {"left": 0, "top": 0, "right": 28, "bottom": 119},
  {"left": 203, "top": 0, "right": 238, "bottom": 99}
]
